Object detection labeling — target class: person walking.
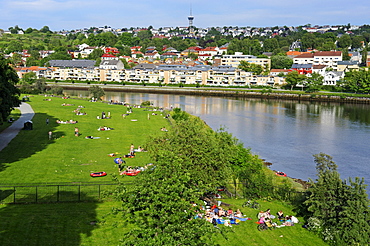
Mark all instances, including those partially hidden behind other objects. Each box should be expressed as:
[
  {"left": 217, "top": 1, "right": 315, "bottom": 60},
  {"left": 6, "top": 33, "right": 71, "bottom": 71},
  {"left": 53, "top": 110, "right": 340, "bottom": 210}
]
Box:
[
  {"left": 46, "top": 118, "right": 49, "bottom": 125},
  {"left": 74, "top": 127, "right": 79, "bottom": 136},
  {"left": 48, "top": 131, "right": 52, "bottom": 140}
]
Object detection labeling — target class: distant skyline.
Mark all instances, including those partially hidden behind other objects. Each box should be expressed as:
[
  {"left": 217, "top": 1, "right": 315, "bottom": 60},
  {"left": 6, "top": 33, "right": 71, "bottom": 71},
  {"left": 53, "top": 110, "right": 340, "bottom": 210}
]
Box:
[{"left": 1, "top": 0, "right": 369, "bottom": 31}]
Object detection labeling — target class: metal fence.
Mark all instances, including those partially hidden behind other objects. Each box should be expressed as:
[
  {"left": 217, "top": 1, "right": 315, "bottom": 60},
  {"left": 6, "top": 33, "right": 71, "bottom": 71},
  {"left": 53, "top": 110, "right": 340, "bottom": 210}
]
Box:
[
  {"left": 0, "top": 182, "right": 307, "bottom": 205},
  {"left": 0, "top": 183, "right": 118, "bottom": 204}
]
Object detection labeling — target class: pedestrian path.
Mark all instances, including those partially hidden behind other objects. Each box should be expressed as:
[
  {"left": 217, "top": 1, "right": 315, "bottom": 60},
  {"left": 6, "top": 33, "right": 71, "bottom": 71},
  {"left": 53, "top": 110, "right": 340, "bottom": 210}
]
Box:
[{"left": 0, "top": 103, "right": 35, "bottom": 152}]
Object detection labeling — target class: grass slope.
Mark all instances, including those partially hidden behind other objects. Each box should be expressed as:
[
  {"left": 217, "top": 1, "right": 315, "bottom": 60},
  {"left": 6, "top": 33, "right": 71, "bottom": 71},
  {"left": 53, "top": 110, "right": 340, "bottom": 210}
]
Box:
[{"left": 0, "top": 95, "right": 327, "bottom": 245}]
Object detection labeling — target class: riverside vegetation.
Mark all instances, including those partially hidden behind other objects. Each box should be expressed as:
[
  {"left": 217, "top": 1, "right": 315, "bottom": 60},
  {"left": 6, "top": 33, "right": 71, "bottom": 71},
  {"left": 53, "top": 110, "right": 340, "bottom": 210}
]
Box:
[{"left": 0, "top": 95, "right": 369, "bottom": 245}]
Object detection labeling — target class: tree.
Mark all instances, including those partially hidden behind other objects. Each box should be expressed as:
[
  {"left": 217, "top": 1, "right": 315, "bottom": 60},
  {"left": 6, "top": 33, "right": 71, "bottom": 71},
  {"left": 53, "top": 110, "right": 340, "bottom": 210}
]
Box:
[
  {"left": 285, "top": 71, "right": 306, "bottom": 90},
  {"left": 304, "top": 72, "right": 323, "bottom": 92},
  {"left": 271, "top": 55, "right": 293, "bottom": 69},
  {"left": 116, "top": 115, "right": 235, "bottom": 245},
  {"left": 341, "top": 69, "right": 370, "bottom": 93},
  {"left": 88, "top": 48, "right": 104, "bottom": 60},
  {"left": 22, "top": 72, "right": 37, "bottom": 84},
  {"left": 238, "top": 60, "right": 264, "bottom": 75},
  {"left": 137, "top": 30, "right": 153, "bottom": 40},
  {"left": 88, "top": 85, "right": 105, "bottom": 100},
  {"left": 304, "top": 153, "right": 370, "bottom": 245},
  {"left": 39, "top": 26, "right": 51, "bottom": 33},
  {"left": 337, "top": 34, "right": 352, "bottom": 49},
  {"left": 361, "top": 47, "right": 367, "bottom": 66},
  {"left": 0, "top": 57, "right": 21, "bottom": 124}
]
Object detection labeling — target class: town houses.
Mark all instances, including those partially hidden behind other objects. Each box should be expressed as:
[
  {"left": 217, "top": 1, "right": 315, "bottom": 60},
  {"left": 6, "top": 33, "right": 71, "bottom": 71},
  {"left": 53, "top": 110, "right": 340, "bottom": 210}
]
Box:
[{"left": 6, "top": 22, "right": 370, "bottom": 88}]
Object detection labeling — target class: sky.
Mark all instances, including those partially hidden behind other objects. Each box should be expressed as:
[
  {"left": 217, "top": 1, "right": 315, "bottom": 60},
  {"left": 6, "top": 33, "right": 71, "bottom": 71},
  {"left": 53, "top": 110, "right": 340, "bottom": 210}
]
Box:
[{"left": 1, "top": 0, "right": 369, "bottom": 31}]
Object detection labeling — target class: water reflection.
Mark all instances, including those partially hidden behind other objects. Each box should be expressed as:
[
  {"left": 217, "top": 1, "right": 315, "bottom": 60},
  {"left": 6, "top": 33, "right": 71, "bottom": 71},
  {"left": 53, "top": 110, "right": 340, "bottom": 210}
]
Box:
[{"left": 65, "top": 90, "right": 370, "bottom": 188}]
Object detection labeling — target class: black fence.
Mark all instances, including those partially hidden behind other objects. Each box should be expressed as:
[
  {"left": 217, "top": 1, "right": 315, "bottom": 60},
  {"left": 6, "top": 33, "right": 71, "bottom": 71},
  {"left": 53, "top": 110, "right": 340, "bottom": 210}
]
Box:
[
  {"left": 0, "top": 182, "right": 307, "bottom": 205},
  {"left": 0, "top": 183, "right": 118, "bottom": 204}
]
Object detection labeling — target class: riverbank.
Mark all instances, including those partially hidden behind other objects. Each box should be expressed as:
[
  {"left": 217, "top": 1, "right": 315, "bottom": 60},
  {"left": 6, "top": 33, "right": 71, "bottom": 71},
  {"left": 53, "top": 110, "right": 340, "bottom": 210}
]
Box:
[{"left": 49, "top": 82, "right": 370, "bottom": 104}]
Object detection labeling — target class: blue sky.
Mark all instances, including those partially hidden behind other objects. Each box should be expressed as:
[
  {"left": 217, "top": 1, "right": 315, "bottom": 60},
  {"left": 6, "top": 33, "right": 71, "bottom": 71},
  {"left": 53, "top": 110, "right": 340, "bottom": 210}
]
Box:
[{"left": 1, "top": 0, "right": 369, "bottom": 31}]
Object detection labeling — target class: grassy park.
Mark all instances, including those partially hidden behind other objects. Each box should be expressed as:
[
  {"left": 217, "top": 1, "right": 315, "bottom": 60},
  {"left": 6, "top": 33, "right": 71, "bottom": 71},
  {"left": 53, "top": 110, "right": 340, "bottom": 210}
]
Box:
[{"left": 0, "top": 95, "right": 327, "bottom": 246}]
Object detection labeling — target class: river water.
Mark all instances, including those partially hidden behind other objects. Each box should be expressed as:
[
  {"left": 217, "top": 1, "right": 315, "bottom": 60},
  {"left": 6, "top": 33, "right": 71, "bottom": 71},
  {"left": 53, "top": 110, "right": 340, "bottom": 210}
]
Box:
[{"left": 65, "top": 89, "right": 370, "bottom": 189}]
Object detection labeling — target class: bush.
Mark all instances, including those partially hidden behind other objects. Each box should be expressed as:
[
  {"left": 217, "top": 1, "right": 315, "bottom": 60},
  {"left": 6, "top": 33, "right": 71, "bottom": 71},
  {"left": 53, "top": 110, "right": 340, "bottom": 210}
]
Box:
[
  {"left": 48, "top": 85, "right": 63, "bottom": 95},
  {"left": 140, "top": 101, "right": 151, "bottom": 107}
]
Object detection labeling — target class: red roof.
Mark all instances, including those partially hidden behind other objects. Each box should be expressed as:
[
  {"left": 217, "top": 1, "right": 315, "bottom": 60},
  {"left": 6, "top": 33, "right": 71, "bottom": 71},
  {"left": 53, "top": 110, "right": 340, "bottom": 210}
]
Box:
[
  {"left": 314, "top": 51, "right": 342, "bottom": 57},
  {"left": 201, "top": 47, "right": 217, "bottom": 51},
  {"left": 102, "top": 54, "right": 116, "bottom": 57},
  {"left": 294, "top": 53, "right": 314, "bottom": 59}
]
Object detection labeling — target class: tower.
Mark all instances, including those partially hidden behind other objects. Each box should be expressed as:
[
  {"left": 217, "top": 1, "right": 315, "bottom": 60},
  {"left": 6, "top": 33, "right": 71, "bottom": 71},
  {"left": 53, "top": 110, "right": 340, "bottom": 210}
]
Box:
[{"left": 188, "top": 7, "right": 194, "bottom": 34}]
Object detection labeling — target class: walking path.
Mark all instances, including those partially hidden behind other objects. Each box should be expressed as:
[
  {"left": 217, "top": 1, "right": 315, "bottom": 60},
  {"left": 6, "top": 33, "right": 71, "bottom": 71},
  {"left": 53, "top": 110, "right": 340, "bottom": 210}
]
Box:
[{"left": 0, "top": 103, "right": 35, "bottom": 152}]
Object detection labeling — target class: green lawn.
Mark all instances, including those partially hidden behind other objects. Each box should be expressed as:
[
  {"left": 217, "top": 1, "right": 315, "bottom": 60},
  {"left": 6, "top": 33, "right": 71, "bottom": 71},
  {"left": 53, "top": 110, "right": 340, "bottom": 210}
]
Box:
[
  {"left": 0, "top": 95, "right": 168, "bottom": 184},
  {"left": 0, "top": 95, "right": 327, "bottom": 246}
]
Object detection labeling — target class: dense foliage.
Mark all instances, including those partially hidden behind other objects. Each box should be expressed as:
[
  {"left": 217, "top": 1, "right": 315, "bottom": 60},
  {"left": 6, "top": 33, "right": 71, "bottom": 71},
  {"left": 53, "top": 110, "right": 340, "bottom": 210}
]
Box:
[
  {"left": 304, "top": 153, "right": 370, "bottom": 245},
  {"left": 0, "top": 56, "right": 20, "bottom": 124},
  {"left": 88, "top": 85, "right": 105, "bottom": 100},
  {"left": 115, "top": 111, "right": 273, "bottom": 245}
]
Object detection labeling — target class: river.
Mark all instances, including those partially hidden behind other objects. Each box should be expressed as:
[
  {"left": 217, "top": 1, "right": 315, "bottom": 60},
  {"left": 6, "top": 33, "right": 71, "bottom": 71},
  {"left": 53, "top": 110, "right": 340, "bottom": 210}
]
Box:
[{"left": 65, "top": 89, "right": 370, "bottom": 189}]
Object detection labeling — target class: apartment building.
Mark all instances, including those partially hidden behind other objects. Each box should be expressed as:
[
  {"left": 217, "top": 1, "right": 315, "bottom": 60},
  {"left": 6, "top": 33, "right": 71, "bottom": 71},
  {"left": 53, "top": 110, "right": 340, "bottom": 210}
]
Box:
[
  {"left": 220, "top": 52, "right": 271, "bottom": 69},
  {"left": 293, "top": 51, "right": 342, "bottom": 69},
  {"left": 26, "top": 64, "right": 286, "bottom": 87}
]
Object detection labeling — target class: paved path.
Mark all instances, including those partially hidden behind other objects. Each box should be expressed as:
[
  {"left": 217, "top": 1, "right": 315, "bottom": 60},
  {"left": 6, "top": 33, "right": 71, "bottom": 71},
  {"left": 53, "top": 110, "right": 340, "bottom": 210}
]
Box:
[{"left": 0, "top": 103, "right": 35, "bottom": 152}]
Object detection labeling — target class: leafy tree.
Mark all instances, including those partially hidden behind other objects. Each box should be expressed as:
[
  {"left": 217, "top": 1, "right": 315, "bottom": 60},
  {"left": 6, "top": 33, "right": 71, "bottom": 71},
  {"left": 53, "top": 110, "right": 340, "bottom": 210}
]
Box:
[
  {"left": 9, "top": 53, "right": 23, "bottom": 66},
  {"left": 341, "top": 69, "right": 370, "bottom": 93},
  {"left": 361, "top": 47, "right": 367, "bottom": 66},
  {"left": 48, "top": 85, "right": 64, "bottom": 95},
  {"left": 304, "top": 153, "right": 370, "bottom": 245},
  {"left": 137, "top": 30, "right": 153, "bottom": 40},
  {"left": 0, "top": 57, "right": 21, "bottom": 124},
  {"left": 33, "top": 79, "right": 47, "bottom": 93},
  {"left": 6, "top": 40, "right": 24, "bottom": 53},
  {"left": 40, "top": 26, "right": 51, "bottom": 33},
  {"left": 88, "top": 85, "right": 105, "bottom": 100},
  {"left": 351, "top": 36, "right": 364, "bottom": 49},
  {"left": 88, "top": 48, "right": 104, "bottom": 60},
  {"left": 271, "top": 55, "right": 293, "bottom": 69},
  {"left": 285, "top": 71, "right": 306, "bottom": 90},
  {"left": 342, "top": 48, "right": 350, "bottom": 61},
  {"left": 238, "top": 60, "right": 264, "bottom": 75},
  {"left": 47, "top": 47, "right": 72, "bottom": 61},
  {"left": 304, "top": 72, "right": 323, "bottom": 92},
  {"left": 263, "top": 38, "right": 279, "bottom": 53},
  {"left": 116, "top": 115, "right": 237, "bottom": 245},
  {"left": 22, "top": 72, "right": 37, "bottom": 84},
  {"left": 337, "top": 34, "right": 352, "bottom": 48}
]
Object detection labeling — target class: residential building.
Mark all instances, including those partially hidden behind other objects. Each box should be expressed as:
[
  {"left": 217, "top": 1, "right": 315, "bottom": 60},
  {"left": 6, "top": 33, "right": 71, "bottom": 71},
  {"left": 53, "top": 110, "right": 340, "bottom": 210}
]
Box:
[{"left": 220, "top": 52, "right": 271, "bottom": 69}]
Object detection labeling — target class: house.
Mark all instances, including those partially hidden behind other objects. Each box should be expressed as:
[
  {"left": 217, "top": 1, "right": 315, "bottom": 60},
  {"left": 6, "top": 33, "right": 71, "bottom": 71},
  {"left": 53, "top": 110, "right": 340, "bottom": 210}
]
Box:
[
  {"left": 198, "top": 47, "right": 219, "bottom": 57},
  {"left": 161, "top": 52, "right": 179, "bottom": 60},
  {"left": 291, "top": 64, "right": 312, "bottom": 74},
  {"left": 101, "top": 53, "right": 118, "bottom": 60},
  {"left": 324, "top": 71, "right": 344, "bottom": 85},
  {"left": 104, "top": 47, "right": 120, "bottom": 55},
  {"left": 337, "top": 61, "right": 360, "bottom": 72},
  {"left": 293, "top": 51, "right": 342, "bottom": 69},
  {"left": 270, "top": 69, "right": 290, "bottom": 76},
  {"left": 131, "top": 51, "right": 144, "bottom": 59},
  {"left": 99, "top": 60, "right": 124, "bottom": 70}
]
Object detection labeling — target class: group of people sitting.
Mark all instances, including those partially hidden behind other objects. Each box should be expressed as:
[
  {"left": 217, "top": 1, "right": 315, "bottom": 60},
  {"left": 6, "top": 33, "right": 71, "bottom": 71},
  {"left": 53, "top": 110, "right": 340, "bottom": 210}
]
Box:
[
  {"left": 56, "top": 119, "right": 78, "bottom": 124},
  {"left": 192, "top": 202, "right": 250, "bottom": 228},
  {"left": 258, "top": 209, "right": 299, "bottom": 228},
  {"left": 98, "top": 126, "right": 113, "bottom": 131}
]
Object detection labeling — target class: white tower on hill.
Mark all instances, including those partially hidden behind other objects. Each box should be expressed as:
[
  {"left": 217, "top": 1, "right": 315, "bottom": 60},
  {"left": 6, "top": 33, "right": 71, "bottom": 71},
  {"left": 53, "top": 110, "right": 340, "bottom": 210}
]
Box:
[{"left": 188, "top": 7, "right": 194, "bottom": 34}]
